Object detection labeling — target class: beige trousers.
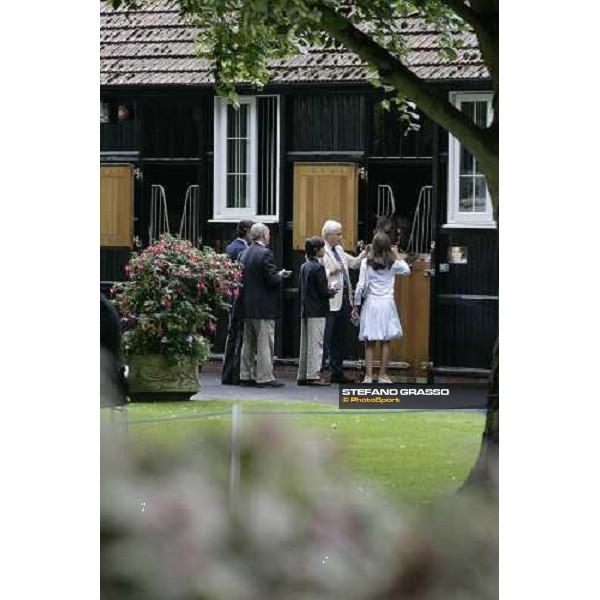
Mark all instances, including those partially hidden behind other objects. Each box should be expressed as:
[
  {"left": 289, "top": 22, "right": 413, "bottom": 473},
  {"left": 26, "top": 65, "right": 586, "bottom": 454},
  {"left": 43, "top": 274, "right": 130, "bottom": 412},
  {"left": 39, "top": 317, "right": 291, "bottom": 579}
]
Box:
[
  {"left": 297, "top": 317, "right": 326, "bottom": 381},
  {"left": 240, "top": 319, "right": 275, "bottom": 384}
]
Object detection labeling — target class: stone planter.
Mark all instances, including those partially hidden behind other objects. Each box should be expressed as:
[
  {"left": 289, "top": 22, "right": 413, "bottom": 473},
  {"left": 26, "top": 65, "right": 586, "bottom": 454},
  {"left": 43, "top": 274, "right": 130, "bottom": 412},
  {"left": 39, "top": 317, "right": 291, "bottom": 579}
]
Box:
[{"left": 127, "top": 354, "right": 201, "bottom": 402}]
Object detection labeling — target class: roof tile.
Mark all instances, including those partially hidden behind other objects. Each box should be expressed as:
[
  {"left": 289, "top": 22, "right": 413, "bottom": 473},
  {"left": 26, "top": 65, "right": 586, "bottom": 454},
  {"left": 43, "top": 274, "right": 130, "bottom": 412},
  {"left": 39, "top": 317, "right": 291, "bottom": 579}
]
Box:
[{"left": 100, "top": 0, "right": 489, "bottom": 86}]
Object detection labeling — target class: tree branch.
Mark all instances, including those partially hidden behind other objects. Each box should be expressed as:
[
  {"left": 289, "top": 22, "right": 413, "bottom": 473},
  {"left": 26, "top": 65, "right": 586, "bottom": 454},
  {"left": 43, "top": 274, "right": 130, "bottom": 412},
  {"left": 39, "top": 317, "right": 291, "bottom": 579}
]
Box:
[
  {"left": 437, "top": 0, "right": 498, "bottom": 91},
  {"left": 315, "top": 2, "right": 496, "bottom": 165},
  {"left": 437, "top": 0, "right": 487, "bottom": 32}
]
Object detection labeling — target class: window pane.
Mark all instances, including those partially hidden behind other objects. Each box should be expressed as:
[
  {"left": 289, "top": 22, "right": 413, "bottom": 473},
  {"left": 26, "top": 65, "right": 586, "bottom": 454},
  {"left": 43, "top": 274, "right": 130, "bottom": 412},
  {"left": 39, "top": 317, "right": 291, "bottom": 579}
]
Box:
[
  {"left": 474, "top": 176, "right": 488, "bottom": 212},
  {"left": 226, "top": 175, "right": 249, "bottom": 208},
  {"left": 460, "top": 145, "right": 474, "bottom": 176},
  {"left": 461, "top": 101, "right": 475, "bottom": 121},
  {"left": 452, "top": 96, "right": 493, "bottom": 222},
  {"left": 459, "top": 176, "right": 473, "bottom": 212},
  {"left": 227, "top": 104, "right": 248, "bottom": 138},
  {"left": 225, "top": 103, "right": 251, "bottom": 209},
  {"left": 227, "top": 138, "right": 249, "bottom": 174},
  {"left": 474, "top": 101, "right": 488, "bottom": 128}
]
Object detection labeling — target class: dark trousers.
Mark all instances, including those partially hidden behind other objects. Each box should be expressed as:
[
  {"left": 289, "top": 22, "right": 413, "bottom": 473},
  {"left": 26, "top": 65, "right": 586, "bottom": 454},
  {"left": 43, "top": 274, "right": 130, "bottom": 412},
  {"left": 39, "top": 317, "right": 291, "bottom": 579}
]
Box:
[
  {"left": 221, "top": 314, "right": 244, "bottom": 384},
  {"left": 322, "top": 292, "right": 350, "bottom": 377}
]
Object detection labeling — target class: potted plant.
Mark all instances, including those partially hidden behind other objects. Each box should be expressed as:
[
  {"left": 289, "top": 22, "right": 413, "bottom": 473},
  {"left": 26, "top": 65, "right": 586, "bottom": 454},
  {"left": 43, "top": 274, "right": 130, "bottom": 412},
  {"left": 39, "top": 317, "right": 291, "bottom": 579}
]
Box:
[{"left": 110, "top": 234, "right": 241, "bottom": 401}]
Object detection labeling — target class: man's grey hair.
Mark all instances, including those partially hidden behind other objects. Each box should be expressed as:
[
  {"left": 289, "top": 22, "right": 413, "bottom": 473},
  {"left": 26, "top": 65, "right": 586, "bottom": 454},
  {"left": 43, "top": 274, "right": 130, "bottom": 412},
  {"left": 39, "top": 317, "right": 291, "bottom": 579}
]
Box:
[
  {"left": 322, "top": 220, "right": 342, "bottom": 238},
  {"left": 250, "top": 222, "right": 270, "bottom": 241}
]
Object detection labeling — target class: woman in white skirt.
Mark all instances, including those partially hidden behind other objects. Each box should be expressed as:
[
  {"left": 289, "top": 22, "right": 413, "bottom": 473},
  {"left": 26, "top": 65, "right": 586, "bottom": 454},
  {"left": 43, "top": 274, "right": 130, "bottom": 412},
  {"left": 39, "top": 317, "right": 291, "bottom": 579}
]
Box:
[{"left": 352, "top": 232, "right": 411, "bottom": 383}]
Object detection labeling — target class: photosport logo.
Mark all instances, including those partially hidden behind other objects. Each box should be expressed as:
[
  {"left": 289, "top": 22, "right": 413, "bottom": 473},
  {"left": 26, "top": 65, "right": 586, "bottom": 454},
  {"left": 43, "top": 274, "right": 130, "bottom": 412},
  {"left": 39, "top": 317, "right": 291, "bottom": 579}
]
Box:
[{"left": 338, "top": 383, "right": 488, "bottom": 410}]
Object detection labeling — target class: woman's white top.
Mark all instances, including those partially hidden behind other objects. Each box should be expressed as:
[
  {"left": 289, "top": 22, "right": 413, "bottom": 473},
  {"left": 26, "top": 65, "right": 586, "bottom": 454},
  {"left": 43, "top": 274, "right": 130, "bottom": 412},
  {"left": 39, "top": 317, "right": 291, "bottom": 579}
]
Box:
[{"left": 354, "top": 258, "right": 411, "bottom": 305}]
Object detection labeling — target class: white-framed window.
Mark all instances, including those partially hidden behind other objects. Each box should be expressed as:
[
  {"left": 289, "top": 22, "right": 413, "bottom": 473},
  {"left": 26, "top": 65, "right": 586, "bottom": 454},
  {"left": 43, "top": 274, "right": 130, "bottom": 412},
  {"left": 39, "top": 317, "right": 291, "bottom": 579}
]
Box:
[
  {"left": 213, "top": 95, "right": 280, "bottom": 222},
  {"left": 446, "top": 92, "right": 496, "bottom": 228}
]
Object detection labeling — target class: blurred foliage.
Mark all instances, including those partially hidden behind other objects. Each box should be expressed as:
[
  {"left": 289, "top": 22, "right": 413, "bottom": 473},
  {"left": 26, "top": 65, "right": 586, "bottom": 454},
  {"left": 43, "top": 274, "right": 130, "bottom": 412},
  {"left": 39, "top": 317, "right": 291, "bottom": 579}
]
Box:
[
  {"left": 102, "top": 414, "right": 497, "bottom": 600},
  {"left": 121, "top": 400, "right": 485, "bottom": 503}
]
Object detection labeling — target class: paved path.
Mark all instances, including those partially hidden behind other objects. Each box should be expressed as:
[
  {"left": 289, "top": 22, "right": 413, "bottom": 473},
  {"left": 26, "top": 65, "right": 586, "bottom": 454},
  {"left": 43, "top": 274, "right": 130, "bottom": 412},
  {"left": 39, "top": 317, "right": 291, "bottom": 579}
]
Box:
[
  {"left": 192, "top": 371, "right": 341, "bottom": 405},
  {"left": 192, "top": 371, "right": 488, "bottom": 411}
]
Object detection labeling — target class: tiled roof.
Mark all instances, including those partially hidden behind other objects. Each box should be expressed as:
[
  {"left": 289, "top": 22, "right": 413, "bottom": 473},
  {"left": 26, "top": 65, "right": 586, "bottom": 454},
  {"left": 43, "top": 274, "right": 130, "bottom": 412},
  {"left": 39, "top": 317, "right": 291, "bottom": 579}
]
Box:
[{"left": 100, "top": 0, "right": 489, "bottom": 87}]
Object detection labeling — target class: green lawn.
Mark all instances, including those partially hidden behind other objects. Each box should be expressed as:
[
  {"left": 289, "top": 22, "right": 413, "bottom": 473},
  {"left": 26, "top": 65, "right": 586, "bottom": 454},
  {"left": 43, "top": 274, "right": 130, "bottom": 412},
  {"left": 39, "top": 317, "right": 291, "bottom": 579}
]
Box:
[{"left": 115, "top": 399, "right": 484, "bottom": 504}]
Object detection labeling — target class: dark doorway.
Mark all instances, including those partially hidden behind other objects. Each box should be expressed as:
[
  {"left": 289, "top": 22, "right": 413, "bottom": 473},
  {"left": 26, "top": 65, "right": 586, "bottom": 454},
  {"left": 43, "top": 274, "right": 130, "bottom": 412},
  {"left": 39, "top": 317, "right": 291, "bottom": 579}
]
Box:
[
  {"left": 139, "top": 164, "right": 204, "bottom": 246},
  {"left": 366, "top": 162, "right": 431, "bottom": 247}
]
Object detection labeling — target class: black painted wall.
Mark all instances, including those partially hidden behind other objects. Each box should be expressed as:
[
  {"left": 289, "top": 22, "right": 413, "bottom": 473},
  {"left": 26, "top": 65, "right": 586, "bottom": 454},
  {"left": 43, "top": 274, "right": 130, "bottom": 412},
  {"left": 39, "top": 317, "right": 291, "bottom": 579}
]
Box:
[
  {"left": 370, "top": 101, "right": 434, "bottom": 158},
  {"left": 142, "top": 97, "right": 210, "bottom": 158},
  {"left": 100, "top": 96, "right": 140, "bottom": 150},
  {"left": 431, "top": 131, "right": 498, "bottom": 371},
  {"left": 100, "top": 87, "right": 498, "bottom": 369},
  {"left": 290, "top": 93, "right": 366, "bottom": 152}
]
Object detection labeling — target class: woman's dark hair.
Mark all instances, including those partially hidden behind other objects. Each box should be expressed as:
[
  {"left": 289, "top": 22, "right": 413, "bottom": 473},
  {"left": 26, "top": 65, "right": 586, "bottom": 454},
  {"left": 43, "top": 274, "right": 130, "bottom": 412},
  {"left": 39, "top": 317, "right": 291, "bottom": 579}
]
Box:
[
  {"left": 236, "top": 220, "right": 254, "bottom": 238},
  {"left": 367, "top": 232, "right": 396, "bottom": 270},
  {"left": 305, "top": 236, "right": 325, "bottom": 258}
]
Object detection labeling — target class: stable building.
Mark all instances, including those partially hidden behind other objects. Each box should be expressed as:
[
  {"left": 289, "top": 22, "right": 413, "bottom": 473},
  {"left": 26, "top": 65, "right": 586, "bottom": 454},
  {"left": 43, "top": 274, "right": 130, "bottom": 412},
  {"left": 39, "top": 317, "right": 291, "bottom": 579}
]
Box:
[{"left": 100, "top": 1, "right": 498, "bottom": 380}]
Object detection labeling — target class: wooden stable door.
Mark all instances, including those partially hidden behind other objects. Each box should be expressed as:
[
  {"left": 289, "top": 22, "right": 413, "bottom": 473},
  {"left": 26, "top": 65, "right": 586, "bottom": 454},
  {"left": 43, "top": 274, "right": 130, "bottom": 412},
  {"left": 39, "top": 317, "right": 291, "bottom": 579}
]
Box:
[
  {"left": 292, "top": 164, "right": 358, "bottom": 250},
  {"left": 388, "top": 258, "right": 432, "bottom": 382},
  {"left": 100, "top": 165, "right": 134, "bottom": 247}
]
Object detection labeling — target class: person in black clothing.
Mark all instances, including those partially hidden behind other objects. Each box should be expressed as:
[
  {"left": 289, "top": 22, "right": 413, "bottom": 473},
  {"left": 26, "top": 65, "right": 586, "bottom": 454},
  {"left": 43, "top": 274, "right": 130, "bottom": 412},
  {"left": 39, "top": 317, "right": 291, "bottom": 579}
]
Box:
[
  {"left": 100, "top": 292, "right": 128, "bottom": 407},
  {"left": 297, "top": 237, "right": 338, "bottom": 386},
  {"left": 221, "top": 219, "right": 254, "bottom": 385},
  {"left": 239, "top": 223, "right": 290, "bottom": 388}
]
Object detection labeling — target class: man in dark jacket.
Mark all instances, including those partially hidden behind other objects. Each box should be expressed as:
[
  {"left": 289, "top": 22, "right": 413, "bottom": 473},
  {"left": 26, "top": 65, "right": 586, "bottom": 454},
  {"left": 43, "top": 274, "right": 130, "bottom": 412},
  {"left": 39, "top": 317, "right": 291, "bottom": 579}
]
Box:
[
  {"left": 297, "top": 237, "right": 337, "bottom": 386},
  {"left": 239, "top": 223, "right": 290, "bottom": 388},
  {"left": 221, "top": 219, "right": 253, "bottom": 385},
  {"left": 100, "top": 292, "right": 128, "bottom": 407}
]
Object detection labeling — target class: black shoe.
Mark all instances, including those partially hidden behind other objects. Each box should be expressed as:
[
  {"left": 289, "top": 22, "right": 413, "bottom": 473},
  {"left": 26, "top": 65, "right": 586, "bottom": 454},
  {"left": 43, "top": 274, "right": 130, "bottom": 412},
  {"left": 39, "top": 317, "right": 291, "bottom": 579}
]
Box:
[
  {"left": 257, "top": 380, "right": 285, "bottom": 388},
  {"left": 239, "top": 379, "right": 258, "bottom": 387},
  {"left": 305, "top": 377, "right": 330, "bottom": 387},
  {"left": 330, "top": 374, "right": 354, "bottom": 384},
  {"left": 297, "top": 379, "right": 308, "bottom": 386}
]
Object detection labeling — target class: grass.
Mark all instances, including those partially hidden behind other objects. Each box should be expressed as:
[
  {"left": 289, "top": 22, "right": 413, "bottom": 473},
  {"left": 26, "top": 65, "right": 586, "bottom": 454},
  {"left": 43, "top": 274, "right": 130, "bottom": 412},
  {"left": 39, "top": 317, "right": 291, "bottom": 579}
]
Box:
[{"left": 114, "top": 399, "right": 485, "bottom": 504}]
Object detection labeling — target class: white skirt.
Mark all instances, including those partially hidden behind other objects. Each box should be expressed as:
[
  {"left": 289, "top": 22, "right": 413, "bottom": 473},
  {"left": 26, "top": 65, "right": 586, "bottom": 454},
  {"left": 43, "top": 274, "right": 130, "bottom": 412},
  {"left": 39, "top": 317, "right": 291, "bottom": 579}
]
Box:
[{"left": 358, "top": 296, "right": 403, "bottom": 341}]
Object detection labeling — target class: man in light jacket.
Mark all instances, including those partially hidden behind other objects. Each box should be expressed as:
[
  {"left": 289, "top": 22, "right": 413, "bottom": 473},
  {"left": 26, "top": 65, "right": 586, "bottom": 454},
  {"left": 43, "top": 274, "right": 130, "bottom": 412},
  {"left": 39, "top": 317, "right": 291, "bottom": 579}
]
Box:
[{"left": 321, "top": 220, "right": 369, "bottom": 383}]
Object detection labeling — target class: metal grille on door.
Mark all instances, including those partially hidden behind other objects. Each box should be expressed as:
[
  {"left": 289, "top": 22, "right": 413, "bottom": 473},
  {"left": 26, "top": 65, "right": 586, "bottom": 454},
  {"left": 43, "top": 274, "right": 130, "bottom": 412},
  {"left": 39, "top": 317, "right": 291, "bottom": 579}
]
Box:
[
  {"left": 149, "top": 184, "right": 170, "bottom": 244},
  {"left": 179, "top": 185, "right": 201, "bottom": 246},
  {"left": 149, "top": 184, "right": 202, "bottom": 246}
]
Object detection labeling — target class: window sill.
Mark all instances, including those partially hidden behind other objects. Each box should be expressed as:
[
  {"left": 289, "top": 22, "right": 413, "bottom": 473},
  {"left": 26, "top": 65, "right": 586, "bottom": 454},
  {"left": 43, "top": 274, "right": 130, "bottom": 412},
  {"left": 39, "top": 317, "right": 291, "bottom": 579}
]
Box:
[
  {"left": 209, "top": 216, "right": 280, "bottom": 224},
  {"left": 443, "top": 221, "right": 497, "bottom": 230}
]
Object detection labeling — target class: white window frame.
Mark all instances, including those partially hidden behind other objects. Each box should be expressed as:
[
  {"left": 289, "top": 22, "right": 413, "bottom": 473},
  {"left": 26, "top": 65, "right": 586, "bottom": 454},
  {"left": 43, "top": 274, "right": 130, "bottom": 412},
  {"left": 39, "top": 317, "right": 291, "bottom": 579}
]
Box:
[
  {"left": 212, "top": 95, "right": 280, "bottom": 223},
  {"left": 446, "top": 92, "right": 496, "bottom": 229}
]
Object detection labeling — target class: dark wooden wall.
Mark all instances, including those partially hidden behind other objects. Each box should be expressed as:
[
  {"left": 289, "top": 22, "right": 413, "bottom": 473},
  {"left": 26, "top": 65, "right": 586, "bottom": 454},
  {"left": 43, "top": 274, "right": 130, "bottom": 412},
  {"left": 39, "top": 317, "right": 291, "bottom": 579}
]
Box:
[
  {"left": 100, "top": 96, "right": 140, "bottom": 150},
  {"left": 142, "top": 96, "right": 211, "bottom": 158},
  {"left": 370, "top": 102, "right": 434, "bottom": 158},
  {"left": 431, "top": 132, "right": 498, "bottom": 372},
  {"left": 100, "top": 86, "right": 498, "bottom": 370},
  {"left": 290, "top": 93, "right": 366, "bottom": 152}
]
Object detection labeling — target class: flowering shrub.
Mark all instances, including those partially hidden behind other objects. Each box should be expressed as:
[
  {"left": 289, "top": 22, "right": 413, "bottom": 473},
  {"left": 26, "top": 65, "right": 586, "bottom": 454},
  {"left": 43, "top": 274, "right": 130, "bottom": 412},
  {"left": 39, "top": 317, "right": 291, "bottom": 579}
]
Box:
[{"left": 111, "top": 234, "right": 241, "bottom": 363}]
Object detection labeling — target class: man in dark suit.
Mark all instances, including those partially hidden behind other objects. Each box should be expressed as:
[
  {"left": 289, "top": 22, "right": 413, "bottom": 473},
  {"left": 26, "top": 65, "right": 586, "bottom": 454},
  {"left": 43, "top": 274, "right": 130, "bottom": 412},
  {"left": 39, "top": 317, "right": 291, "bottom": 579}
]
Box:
[
  {"left": 239, "top": 223, "right": 290, "bottom": 388},
  {"left": 221, "top": 219, "right": 253, "bottom": 385}
]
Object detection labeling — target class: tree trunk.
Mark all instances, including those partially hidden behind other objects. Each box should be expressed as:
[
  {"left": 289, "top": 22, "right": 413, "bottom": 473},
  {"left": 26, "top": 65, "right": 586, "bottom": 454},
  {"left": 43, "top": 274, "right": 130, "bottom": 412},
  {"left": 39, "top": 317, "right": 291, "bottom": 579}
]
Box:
[{"left": 460, "top": 337, "right": 498, "bottom": 495}]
